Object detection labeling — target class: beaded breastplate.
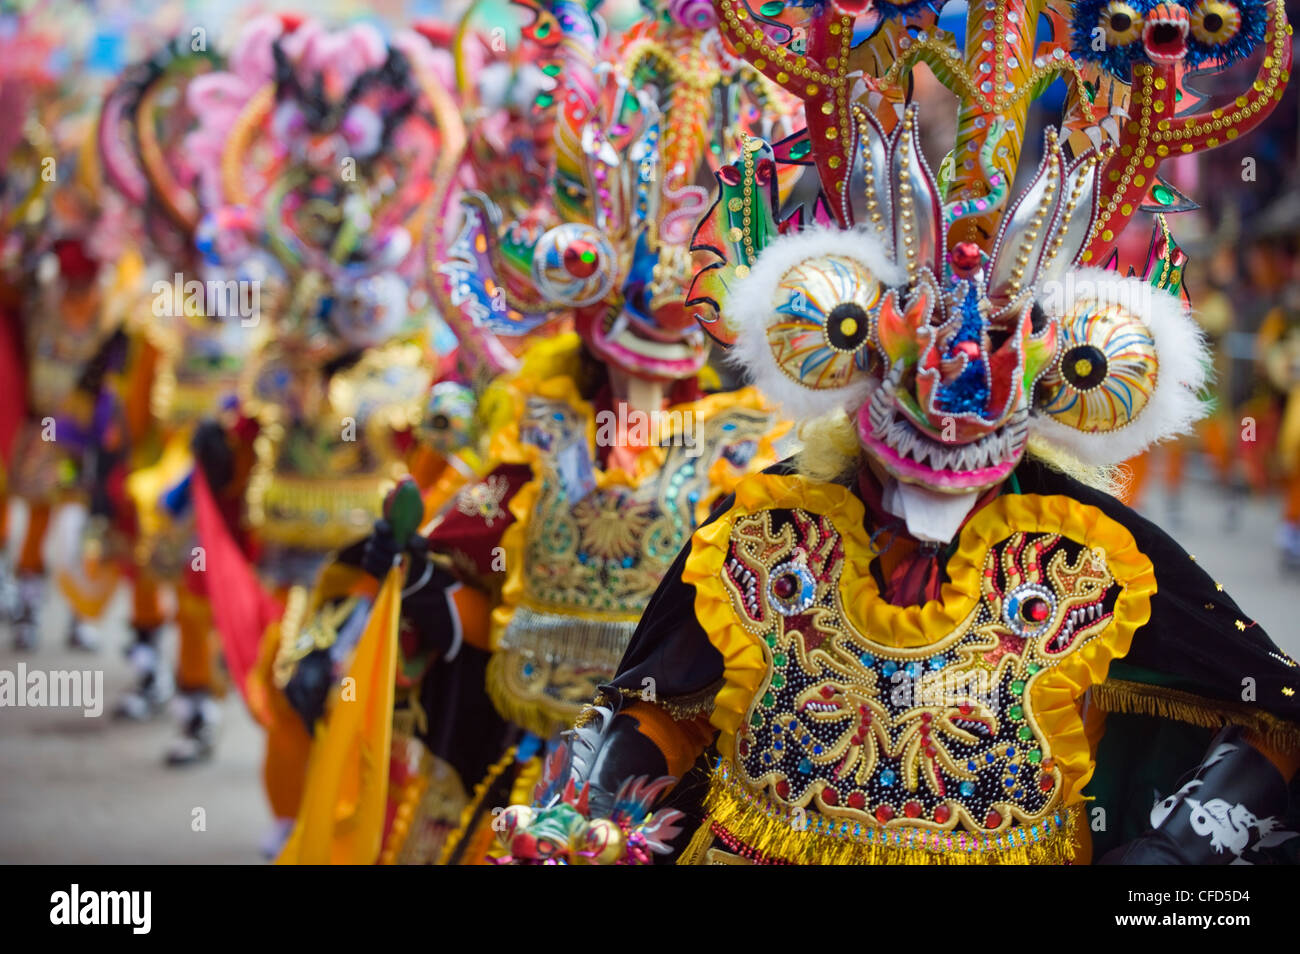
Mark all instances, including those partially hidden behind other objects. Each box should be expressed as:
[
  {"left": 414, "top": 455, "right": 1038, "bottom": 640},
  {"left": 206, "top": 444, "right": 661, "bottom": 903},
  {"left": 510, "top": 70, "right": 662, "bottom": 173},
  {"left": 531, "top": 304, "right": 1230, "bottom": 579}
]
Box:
[
  {"left": 685, "top": 473, "right": 1155, "bottom": 864},
  {"left": 146, "top": 313, "right": 247, "bottom": 430},
  {"left": 246, "top": 341, "right": 432, "bottom": 552},
  {"left": 489, "top": 381, "right": 783, "bottom": 737}
]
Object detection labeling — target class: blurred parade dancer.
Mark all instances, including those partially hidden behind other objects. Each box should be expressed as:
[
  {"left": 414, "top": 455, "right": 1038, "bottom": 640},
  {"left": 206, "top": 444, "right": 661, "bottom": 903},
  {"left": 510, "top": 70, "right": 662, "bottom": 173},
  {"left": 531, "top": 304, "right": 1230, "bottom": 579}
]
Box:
[
  {"left": 89, "top": 37, "right": 261, "bottom": 760},
  {"left": 0, "top": 28, "right": 134, "bottom": 654},
  {"left": 164, "top": 14, "right": 473, "bottom": 849}
]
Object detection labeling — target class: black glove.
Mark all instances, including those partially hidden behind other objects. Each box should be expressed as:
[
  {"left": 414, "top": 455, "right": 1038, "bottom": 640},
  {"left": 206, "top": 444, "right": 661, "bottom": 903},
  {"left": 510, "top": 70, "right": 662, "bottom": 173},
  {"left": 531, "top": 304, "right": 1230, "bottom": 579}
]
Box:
[
  {"left": 1100, "top": 725, "right": 1291, "bottom": 865},
  {"left": 360, "top": 519, "right": 400, "bottom": 579},
  {"left": 191, "top": 419, "right": 234, "bottom": 493},
  {"left": 283, "top": 649, "right": 334, "bottom": 734},
  {"left": 360, "top": 519, "right": 432, "bottom": 582}
]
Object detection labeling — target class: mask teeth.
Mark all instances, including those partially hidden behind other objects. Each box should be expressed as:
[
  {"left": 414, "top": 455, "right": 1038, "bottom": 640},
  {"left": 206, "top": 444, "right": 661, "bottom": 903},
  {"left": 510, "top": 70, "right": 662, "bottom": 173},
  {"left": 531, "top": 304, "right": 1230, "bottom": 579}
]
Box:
[{"left": 869, "top": 393, "right": 1030, "bottom": 474}]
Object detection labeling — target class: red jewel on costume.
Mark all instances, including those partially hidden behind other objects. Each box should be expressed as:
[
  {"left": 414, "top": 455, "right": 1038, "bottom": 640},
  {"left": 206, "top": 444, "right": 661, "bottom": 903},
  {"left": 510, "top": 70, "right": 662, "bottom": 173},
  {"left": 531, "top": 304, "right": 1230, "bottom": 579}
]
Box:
[
  {"left": 773, "top": 574, "right": 797, "bottom": 598},
  {"left": 948, "top": 240, "right": 982, "bottom": 276},
  {"left": 875, "top": 805, "right": 894, "bottom": 823},
  {"left": 848, "top": 791, "right": 866, "bottom": 809},
  {"left": 1025, "top": 598, "right": 1050, "bottom": 622},
  {"left": 984, "top": 809, "right": 1002, "bottom": 828},
  {"left": 933, "top": 804, "right": 952, "bottom": 824},
  {"left": 563, "top": 241, "right": 600, "bottom": 278},
  {"left": 822, "top": 787, "right": 839, "bottom": 806},
  {"left": 903, "top": 800, "right": 921, "bottom": 818}
]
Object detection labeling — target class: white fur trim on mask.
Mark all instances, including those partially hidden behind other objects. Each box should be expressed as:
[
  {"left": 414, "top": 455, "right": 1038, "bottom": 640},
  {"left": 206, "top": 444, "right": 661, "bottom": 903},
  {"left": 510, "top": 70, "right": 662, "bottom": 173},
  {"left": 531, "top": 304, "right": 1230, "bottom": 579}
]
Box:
[
  {"left": 1029, "top": 267, "right": 1208, "bottom": 467},
  {"left": 725, "top": 227, "right": 905, "bottom": 422}
]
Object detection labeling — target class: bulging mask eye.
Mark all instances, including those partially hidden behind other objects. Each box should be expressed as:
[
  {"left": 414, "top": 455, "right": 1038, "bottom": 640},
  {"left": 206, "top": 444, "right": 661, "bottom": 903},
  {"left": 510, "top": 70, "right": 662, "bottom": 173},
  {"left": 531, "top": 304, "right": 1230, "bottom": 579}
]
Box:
[
  {"left": 726, "top": 229, "right": 906, "bottom": 420},
  {"left": 1038, "top": 296, "right": 1159, "bottom": 433},
  {"left": 532, "top": 223, "right": 616, "bottom": 307},
  {"left": 1190, "top": 0, "right": 1242, "bottom": 45},
  {"left": 768, "top": 254, "right": 882, "bottom": 390},
  {"left": 1029, "top": 268, "right": 1208, "bottom": 467},
  {"left": 1101, "top": 1, "right": 1145, "bottom": 45}
]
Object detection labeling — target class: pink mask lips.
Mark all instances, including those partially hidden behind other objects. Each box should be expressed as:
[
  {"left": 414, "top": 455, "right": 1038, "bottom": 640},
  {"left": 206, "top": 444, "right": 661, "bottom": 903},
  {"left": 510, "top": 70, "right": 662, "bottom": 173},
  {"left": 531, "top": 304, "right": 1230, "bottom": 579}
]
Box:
[
  {"left": 857, "top": 385, "right": 1030, "bottom": 492},
  {"left": 592, "top": 309, "right": 708, "bottom": 380}
]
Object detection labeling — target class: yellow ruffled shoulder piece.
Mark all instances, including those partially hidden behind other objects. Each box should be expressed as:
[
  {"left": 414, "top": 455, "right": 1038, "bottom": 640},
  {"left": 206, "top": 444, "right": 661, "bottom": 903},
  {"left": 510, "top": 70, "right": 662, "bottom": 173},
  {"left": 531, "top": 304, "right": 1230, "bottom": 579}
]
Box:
[
  {"left": 684, "top": 472, "right": 1156, "bottom": 806},
  {"left": 683, "top": 474, "right": 853, "bottom": 756},
  {"left": 485, "top": 370, "right": 597, "bottom": 468}
]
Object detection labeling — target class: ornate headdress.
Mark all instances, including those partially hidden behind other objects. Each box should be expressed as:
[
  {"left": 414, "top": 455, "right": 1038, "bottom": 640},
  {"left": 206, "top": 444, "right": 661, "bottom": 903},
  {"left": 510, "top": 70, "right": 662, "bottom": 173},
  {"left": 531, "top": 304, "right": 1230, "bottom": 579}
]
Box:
[
  {"left": 115, "top": 16, "right": 470, "bottom": 548},
  {"left": 433, "top": 0, "right": 802, "bottom": 383},
  {"left": 186, "top": 15, "right": 465, "bottom": 362},
  {"left": 690, "top": 0, "right": 1290, "bottom": 539}
]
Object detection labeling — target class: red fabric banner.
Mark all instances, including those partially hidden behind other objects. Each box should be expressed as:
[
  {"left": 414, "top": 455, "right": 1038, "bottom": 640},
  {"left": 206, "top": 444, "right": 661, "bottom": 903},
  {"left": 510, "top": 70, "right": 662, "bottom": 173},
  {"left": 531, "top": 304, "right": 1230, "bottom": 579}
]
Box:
[{"left": 191, "top": 467, "right": 281, "bottom": 703}]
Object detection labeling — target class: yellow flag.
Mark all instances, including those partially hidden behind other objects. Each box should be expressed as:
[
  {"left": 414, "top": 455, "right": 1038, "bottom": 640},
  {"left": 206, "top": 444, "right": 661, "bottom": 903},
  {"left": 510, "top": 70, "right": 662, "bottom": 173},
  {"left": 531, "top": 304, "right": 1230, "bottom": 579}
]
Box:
[{"left": 276, "top": 564, "right": 401, "bottom": 865}]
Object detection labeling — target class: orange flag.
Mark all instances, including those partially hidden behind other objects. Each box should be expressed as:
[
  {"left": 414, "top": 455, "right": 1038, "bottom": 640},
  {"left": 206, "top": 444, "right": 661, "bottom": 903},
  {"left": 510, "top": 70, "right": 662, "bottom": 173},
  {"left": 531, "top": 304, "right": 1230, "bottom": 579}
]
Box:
[{"left": 275, "top": 562, "right": 401, "bottom": 865}]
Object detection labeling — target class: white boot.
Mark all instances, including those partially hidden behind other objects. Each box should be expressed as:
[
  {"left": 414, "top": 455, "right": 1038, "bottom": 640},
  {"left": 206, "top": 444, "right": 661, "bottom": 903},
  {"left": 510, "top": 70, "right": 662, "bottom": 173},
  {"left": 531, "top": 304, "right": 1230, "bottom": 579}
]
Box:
[
  {"left": 114, "top": 633, "right": 174, "bottom": 719},
  {"left": 164, "top": 692, "right": 221, "bottom": 766},
  {"left": 11, "top": 573, "right": 44, "bottom": 650},
  {"left": 66, "top": 618, "right": 101, "bottom": 652},
  {"left": 0, "top": 552, "right": 20, "bottom": 622}
]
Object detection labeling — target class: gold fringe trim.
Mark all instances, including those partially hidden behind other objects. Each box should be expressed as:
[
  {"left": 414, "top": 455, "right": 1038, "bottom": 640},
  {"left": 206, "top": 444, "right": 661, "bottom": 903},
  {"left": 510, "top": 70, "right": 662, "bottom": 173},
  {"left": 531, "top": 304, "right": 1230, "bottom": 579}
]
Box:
[
  {"left": 484, "top": 608, "right": 631, "bottom": 737},
  {"left": 498, "top": 606, "right": 634, "bottom": 671},
  {"left": 485, "top": 652, "right": 580, "bottom": 739},
  {"left": 590, "top": 682, "right": 723, "bottom": 723},
  {"left": 439, "top": 745, "right": 518, "bottom": 865},
  {"left": 658, "top": 681, "right": 724, "bottom": 721},
  {"left": 438, "top": 746, "right": 543, "bottom": 865},
  {"left": 1092, "top": 678, "right": 1300, "bottom": 752},
  {"left": 677, "top": 818, "right": 717, "bottom": 866},
  {"left": 688, "top": 762, "right": 1079, "bottom": 866},
  {"left": 379, "top": 750, "right": 429, "bottom": 865}
]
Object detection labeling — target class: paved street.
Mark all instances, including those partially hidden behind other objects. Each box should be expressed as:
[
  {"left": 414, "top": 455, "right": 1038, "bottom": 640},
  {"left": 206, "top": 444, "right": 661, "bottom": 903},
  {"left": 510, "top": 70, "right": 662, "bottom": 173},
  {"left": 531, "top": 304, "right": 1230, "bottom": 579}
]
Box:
[{"left": 0, "top": 479, "right": 1296, "bottom": 863}]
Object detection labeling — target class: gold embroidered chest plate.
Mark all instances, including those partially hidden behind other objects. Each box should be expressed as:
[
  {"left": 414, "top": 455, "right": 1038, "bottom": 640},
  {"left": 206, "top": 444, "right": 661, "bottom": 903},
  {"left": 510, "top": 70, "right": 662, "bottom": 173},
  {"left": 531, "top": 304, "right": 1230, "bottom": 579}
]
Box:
[
  {"left": 490, "top": 387, "right": 783, "bottom": 737},
  {"left": 516, "top": 395, "right": 777, "bottom": 620},
  {"left": 688, "top": 477, "right": 1155, "bottom": 861}
]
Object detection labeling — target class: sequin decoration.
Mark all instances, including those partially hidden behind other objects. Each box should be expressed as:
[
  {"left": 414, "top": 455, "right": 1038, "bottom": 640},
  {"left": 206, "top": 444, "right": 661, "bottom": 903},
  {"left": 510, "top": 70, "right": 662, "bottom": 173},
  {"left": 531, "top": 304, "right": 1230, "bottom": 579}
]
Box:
[
  {"left": 1039, "top": 299, "right": 1158, "bottom": 433},
  {"left": 766, "top": 255, "right": 882, "bottom": 391},
  {"left": 495, "top": 390, "right": 781, "bottom": 734},
  {"left": 722, "top": 507, "right": 1123, "bottom": 834},
  {"left": 767, "top": 557, "right": 817, "bottom": 616}
]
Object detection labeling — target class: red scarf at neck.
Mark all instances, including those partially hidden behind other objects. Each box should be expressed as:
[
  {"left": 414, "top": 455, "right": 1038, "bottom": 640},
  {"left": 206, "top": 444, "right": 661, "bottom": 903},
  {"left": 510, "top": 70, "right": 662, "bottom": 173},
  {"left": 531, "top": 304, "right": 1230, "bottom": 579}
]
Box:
[{"left": 855, "top": 465, "right": 1004, "bottom": 607}]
